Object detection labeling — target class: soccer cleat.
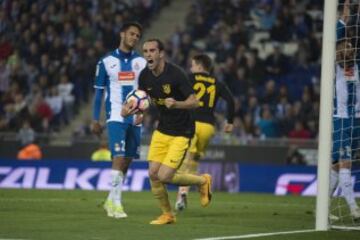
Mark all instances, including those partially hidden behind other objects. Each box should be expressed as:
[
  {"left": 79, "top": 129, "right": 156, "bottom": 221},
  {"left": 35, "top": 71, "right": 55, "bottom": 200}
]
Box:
[
  {"left": 113, "top": 205, "right": 128, "bottom": 219},
  {"left": 103, "top": 199, "right": 115, "bottom": 217},
  {"left": 175, "top": 192, "right": 188, "bottom": 211},
  {"left": 103, "top": 200, "right": 127, "bottom": 218},
  {"left": 199, "top": 174, "right": 212, "bottom": 207},
  {"left": 150, "top": 213, "right": 176, "bottom": 225},
  {"left": 351, "top": 208, "right": 360, "bottom": 220}
]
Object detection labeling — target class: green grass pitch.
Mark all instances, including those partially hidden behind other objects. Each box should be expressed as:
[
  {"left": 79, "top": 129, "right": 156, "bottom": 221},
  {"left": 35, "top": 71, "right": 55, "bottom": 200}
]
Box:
[{"left": 0, "top": 189, "right": 358, "bottom": 240}]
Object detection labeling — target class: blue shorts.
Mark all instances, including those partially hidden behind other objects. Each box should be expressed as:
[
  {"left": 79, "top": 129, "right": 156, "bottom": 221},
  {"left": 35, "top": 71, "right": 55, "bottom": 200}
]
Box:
[
  {"left": 107, "top": 121, "right": 141, "bottom": 159},
  {"left": 332, "top": 117, "right": 360, "bottom": 163}
]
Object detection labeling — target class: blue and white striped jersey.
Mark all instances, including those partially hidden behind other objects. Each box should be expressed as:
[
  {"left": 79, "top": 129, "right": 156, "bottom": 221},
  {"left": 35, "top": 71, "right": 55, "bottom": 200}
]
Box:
[
  {"left": 337, "top": 19, "right": 346, "bottom": 41},
  {"left": 94, "top": 49, "right": 146, "bottom": 123},
  {"left": 334, "top": 63, "right": 360, "bottom": 118}
]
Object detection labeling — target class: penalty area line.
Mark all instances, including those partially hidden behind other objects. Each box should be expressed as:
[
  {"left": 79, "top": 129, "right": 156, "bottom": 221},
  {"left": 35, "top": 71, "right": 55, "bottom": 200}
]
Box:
[
  {"left": 193, "top": 229, "right": 316, "bottom": 240},
  {"left": 0, "top": 239, "right": 29, "bottom": 240}
]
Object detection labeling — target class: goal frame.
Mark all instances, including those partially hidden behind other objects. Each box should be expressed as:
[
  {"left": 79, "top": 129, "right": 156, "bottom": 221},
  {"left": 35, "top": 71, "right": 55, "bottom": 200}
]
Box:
[{"left": 316, "top": 0, "right": 338, "bottom": 231}]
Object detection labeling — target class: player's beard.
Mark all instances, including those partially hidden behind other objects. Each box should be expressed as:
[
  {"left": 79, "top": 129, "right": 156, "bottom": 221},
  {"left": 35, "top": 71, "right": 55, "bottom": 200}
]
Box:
[
  {"left": 123, "top": 36, "right": 137, "bottom": 51},
  {"left": 147, "top": 59, "right": 155, "bottom": 70}
]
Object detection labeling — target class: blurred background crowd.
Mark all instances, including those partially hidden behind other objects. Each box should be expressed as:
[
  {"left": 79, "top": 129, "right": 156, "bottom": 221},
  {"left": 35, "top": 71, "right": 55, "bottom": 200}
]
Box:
[
  {"left": 0, "top": 0, "right": 325, "bottom": 144},
  {"left": 0, "top": 0, "right": 168, "bottom": 135},
  {"left": 146, "top": 0, "right": 324, "bottom": 141}
]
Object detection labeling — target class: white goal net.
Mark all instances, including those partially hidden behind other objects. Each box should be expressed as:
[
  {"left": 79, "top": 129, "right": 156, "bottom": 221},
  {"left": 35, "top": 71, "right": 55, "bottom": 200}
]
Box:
[{"left": 330, "top": 0, "right": 360, "bottom": 230}]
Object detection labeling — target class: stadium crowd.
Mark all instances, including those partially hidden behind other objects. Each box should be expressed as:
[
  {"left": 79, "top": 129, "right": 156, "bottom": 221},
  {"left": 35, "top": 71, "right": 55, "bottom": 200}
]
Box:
[
  {"left": 0, "top": 0, "right": 328, "bottom": 141},
  {"left": 139, "top": 0, "right": 324, "bottom": 142},
  {"left": 0, "top": 0, "right": 168, "bottom": 134}
]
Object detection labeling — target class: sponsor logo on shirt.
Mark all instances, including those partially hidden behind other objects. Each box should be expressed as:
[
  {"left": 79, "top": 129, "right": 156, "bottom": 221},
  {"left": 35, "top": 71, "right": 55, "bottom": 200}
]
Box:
[{"left": 118, "top": 71, "right": 135, "bottom": 81}]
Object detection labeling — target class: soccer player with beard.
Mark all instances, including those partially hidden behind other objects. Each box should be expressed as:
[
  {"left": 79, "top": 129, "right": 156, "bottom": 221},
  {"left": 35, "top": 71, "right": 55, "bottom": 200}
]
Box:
[{"left": 135, "top": 39, "right": 212, "bottom": 224}]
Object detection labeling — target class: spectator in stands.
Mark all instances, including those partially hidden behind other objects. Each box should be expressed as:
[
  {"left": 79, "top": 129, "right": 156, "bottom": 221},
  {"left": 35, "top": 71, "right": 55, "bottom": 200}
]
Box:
[
  {"left": 261, "top": 80, "right": 278, "bottom": 109},
  {"left": 230, "top": 67, "right": 248, "bottom": 98},
  {"left": 251, "top": 2, "right": 277, "bottom": 30},
  {"left": 91, "top": 141, "right": 111, "bottom": 162},
  {"left": 17, "top": 120, "right": 35, "bottom": 146},
  {"left": 293, "top": 11, "right": 312, "bottom": 39},
  {"left": 245, "top": 95, "right": 261, "bottom": 124},
  {"left": 0, "top": 35, "right": 13, "bottom": 60},
  {"left": 16, "top": 120, "right": 42, "bottom": 160},
  {"left": 270, "top": 19, "right": 292, "bottom": 42},
  {"left": 265, "top": 43, "right": 288, "bottom": 78},
  {"left": 242, "top": 113, "right": 259, "bottom": 139},
  {"left": 45, "top": 86, "right": 63, "bottom": 130},
  {"left": 276, "top": 86, "right": 290, "bottom": 119},
  {"left": 288, "top": 120, "right": 311, "bottom": 139},
  {"left": 58, "top": 75, "right": 74, "bottom": 125},
  {"left": 245, "top": 50, "right": 266, "bottom": 87},
  {"left": 299, "top": 86, "right": 314, "bottom": 121},
  {"left": 277, "top": 103, "right": 295, "bottom": 137},
  {"left": 0, "top": 59, "right": 10, "bottom": 96},
  {"left": 257, "top": 106, "right": 278, "bottom": 139}
]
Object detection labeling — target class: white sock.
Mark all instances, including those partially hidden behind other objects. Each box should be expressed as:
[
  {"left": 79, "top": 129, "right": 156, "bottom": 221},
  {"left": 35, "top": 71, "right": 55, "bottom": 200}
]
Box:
[
  {"left": 107, "top": 170, "right": 124, "bottom": 206},
  {"left": 329, "top": 169, "right": 338, "bottom": 197},
  {"left": 339, "top": 168, "right": 359, "bottom": 211}
]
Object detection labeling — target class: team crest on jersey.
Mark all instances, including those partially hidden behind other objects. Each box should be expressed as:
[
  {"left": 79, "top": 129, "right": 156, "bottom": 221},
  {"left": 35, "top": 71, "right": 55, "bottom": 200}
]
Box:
[{"left": 162, "top": 84, "right": 171, "bottom": 94}]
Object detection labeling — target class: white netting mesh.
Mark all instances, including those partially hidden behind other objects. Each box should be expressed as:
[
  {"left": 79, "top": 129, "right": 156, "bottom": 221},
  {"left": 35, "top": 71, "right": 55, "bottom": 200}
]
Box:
[{"left": 330, "top": 0, "right": 360, "bottom": 229}]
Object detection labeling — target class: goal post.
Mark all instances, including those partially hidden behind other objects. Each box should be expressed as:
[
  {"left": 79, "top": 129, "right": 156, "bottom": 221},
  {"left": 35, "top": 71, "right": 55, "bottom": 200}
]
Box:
[{"left": 316, "top": 0, "right": 338, "bottom": 231}]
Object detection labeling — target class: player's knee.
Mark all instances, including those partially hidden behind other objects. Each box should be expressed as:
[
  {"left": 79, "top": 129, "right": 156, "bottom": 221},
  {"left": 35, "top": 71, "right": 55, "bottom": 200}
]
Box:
[
  {"left": 119, "top": 158, "right": 131, "bottom": 173},
  {"left": 193, "top": 153, "right": 201, "bottom": 161},
  {"left": 339, "top": 160, "right": 352, "bottom": 169},
  {"left": 148, "top": 169, "right": 159, "bottom": 181},
  {"left": 157, "top": 172, "right": 173, "bottom": 183}
]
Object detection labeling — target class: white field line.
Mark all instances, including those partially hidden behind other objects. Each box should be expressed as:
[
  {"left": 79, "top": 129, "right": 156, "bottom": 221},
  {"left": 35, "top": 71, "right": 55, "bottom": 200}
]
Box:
[
  {"left": 0, "top": 197, "right": 104, "bottom": 202},
  {"left": 0, "top": 238, "right": 29, "bottom": 240},
  {"left": 0, "top": 197, "right": 312, "bottom": 208},
  {"left": 193, "top": 229, "right": 316, "bottom": 240},
  {"left": 331, "top": 225, "right": 360, "bottom": 231}
]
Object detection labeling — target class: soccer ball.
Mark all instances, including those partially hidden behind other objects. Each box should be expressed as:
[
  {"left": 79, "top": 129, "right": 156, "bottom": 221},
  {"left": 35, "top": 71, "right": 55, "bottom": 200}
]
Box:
[{"left": 125, "top": 89, "right": 150, "bottom": 112}]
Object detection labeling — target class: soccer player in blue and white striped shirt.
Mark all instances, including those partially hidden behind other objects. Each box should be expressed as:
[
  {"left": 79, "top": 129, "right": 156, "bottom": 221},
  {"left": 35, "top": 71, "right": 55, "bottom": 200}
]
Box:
[
  {"left": 92, "top": 22, "right": 147, "bottom": 218},
  {"left": 330, "top": 34, "right": 360, "bottom": 220}
]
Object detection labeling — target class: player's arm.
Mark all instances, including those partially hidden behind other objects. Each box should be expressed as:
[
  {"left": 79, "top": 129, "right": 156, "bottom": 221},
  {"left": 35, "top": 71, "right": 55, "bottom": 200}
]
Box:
[
  {"left": 340, "top": 0, "right": 350, "bottom": 24},
  {"left": 91, "top": 60, "right": 106, "bottom": 136},
  {"left": 337, "top": 0, "right": 349, "bottom": 40},
  {"left": 165, "top": 94, "right": 199, "bottom": 109},
  {"left": 218, "top": 81, "right": 235, "bottom": 133},
  {"left": 165, "top": 69, "right": 199, "bottom": 109}
]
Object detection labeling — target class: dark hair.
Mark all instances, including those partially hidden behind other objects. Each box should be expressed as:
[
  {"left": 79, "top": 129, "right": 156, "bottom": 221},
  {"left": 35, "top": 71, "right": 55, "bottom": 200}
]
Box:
[
  {"left": 120, "top": 22, "right": 143, "bottom": 33},
  {"left": 192, "top": 54, "right": 213, "bottom": 72},
  {"left": 144, "top": 38, "right": 165, "bottom": 51}
]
